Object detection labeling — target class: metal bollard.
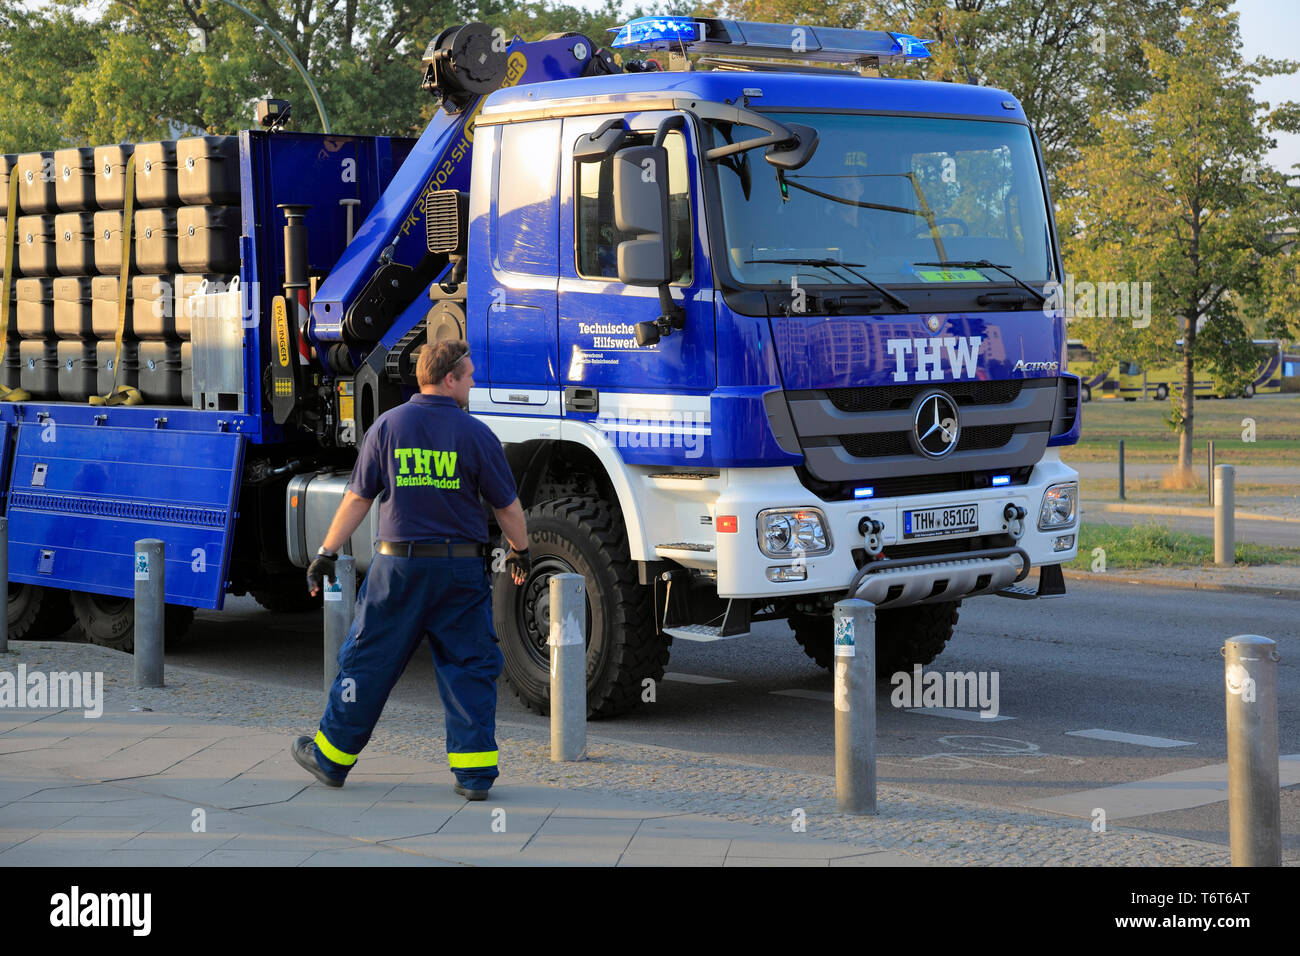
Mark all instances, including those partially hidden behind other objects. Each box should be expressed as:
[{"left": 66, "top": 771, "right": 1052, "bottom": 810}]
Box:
[
  {"left": 1207, "top": 440, "right": 1215, "bottom": 506},
  {"left": 1223, "top": 635, "right": 1281, "bottom": 866},
  {"left": 133, "top": 539, "right": 165, "bottom": 688},
  {"left": 0, "top": 517, "right": 7, "bottom": 654},
  {"left": 833, "top": 599, "right": 877, "bottom": 814},
  {"left": 1118, "top": 439, "right": 1125, "bottom": 500},
  {"left": 1214, "top": 464, "right": 1234, "bottom": 566},
  {"left": 322, "top": 555, "right": 356, "bottom": 699},
  {"left": 549, "top": 573, "right": 586, "bottom": 761}
]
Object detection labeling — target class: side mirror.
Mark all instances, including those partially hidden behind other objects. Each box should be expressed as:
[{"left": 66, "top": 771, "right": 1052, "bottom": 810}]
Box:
[
  {"left": 765, "top": 123, "right": 818, "bottom": 171},
  {"left": 613, "top": 144, "right": 670, "bottom": 287}
]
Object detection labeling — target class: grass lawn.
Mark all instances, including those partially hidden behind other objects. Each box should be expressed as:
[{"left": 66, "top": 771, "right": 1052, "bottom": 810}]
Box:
[
  {"left": 1067, "top": 522, "right": 1300, "bottom": 570},
  {"left": 1062, "top": 394, "right": 1300, "bottom": 466}
]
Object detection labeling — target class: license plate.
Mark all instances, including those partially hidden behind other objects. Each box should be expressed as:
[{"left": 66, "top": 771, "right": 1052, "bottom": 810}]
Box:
[{"left": 904, "top": 504, "right": 978, "bottom": 539}]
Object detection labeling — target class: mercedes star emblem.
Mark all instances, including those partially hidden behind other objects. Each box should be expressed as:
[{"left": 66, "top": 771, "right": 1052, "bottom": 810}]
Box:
[{"left": 913, "top": 391, "right": 960, "bottom": 457}]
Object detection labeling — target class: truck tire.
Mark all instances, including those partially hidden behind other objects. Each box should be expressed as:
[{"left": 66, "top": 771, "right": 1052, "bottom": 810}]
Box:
[
  {"left": 69, "top": 592, "right": 195, "bottom": 653},
  {"left": 8, "top": 584, "right": 76, "bottom": 640},
  {"left": 791, "top": 601, "right": 960, "bottom": 678},
  {"left": 1154, "top": 384, "right": 1168, "bottom": 401},
  {"left": 494, "top": 495, "right": 667, "bottom": 718},
  {"left": 252, "top": 575, "right": 323, "bottom": 613}
]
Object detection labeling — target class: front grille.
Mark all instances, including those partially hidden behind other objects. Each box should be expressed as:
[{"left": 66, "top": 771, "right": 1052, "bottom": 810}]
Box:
[
  {"left": 795, "top": 465, "right": 1035, "bottom": 502},
  {"left": 828, "top": 379, "right": 1022, "bottom": 413},
  {"left": 839, "top": 432, "right": 911, "bottom": 458},
  {"left": 958, "top": 423, "right": 1017, "bottom": 451},
  {"left": 838, "top": 423, "right": 1019, "bottom": 459},
  {"left": 781, "top": 378, "right": 1058, "bottom": 484}
]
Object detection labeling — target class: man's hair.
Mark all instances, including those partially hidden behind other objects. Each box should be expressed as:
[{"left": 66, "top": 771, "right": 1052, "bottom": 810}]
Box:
[{"left": 416, "top": 340, "right": 470, "bottom": 387}]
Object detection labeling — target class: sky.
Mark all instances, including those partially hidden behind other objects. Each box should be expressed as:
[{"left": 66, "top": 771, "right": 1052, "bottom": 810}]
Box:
[{"left": 574, "top": 0, "right": 1300, "bottom": 175}]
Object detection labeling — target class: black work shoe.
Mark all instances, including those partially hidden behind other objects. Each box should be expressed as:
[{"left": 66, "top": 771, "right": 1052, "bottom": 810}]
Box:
[
  {"left": 292, "top": 736, "right": 344, "bottom": 788},
  {"left": 454, "top": 782, "right": 489, "bottom": 801}
]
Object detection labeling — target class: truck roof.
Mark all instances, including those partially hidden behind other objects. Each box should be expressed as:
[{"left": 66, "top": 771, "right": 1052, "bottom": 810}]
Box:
[{"left": 483, "top": 70, "right": 1027, "bottom": 123}]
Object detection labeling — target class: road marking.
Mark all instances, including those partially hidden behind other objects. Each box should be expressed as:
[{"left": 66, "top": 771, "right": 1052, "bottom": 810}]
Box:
[
  {"left": 903, "top": 707, "right": 1013, "bottom": 722},
  {"left": 772, "top": 689, "right": 833, "bottom": 702},
  {"left": 1066, "top": 729, "right": 1195, "bottom": 748},
  {"left": 1022, "top": 754, "right": 1300, "bottom": 820},
  {"left": 663, "top": 672, "right": 733, "bottom": 685}
]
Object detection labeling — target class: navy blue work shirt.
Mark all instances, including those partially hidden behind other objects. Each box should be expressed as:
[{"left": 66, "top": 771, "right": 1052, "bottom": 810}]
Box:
[{"left": 347, "top": 394, "right": 517, "bottom": 543}]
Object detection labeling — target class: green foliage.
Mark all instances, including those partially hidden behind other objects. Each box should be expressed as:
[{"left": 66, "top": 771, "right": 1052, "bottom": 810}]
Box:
[
  {"left": 1059, "top": 3, "right": 1300, "bottom": 468},
  {"left": 1069, "top": 521, "right": 1300, "bottom": 569}
]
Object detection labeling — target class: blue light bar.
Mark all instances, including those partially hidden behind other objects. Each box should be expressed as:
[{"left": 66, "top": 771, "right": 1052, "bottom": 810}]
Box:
[
  {"left": 992, "top": 475, "right": 1011, "bottom": 487},
  {"left": 609, "top": 17, "right": 932, "bottom": 65},
  {"left": 610, "top": 17, "right": 703, "bottom": 49},
  {"left": 854, "top": 486, "right": 875, "bottom": 499}
]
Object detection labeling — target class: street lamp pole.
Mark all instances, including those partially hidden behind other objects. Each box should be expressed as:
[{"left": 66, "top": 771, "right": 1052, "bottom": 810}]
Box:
[{"left": 206, "top": 0, "right": 332, "bottom": 133}]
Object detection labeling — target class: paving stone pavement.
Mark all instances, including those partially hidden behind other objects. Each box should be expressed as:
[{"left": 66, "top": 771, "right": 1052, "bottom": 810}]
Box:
[{"left": 0, "top": 641, "right": 1238, "bottom": 866}]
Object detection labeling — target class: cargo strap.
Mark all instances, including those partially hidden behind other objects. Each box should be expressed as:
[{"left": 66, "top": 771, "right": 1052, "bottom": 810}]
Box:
[
  {"left": 0, "top": 172, "right": 30, "bottom": 402},
  {"left": 90, "top": 153, "right": 143, "bottom": 407}
]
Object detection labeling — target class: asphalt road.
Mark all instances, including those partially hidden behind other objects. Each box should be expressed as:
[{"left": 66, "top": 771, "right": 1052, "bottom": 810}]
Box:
[{"left": 144, "top": 576, "right": 1298, "bottom": 855}]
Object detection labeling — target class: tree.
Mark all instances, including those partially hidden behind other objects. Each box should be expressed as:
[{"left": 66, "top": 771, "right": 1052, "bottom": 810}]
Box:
[
  {"left": 700, "top": 0, "right": 1183, "bottom": 181},
  {"left": 1060, "top": 3, "right": 1300, "bottom": 472},
  {"left": 0, "top": 2, "right": 104, "bottom": 151}
]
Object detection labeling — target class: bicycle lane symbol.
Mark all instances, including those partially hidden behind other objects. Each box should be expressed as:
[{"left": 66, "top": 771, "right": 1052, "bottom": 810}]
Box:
[{"left": 880, "top": 735, "right": 1086, "bottom": 776}]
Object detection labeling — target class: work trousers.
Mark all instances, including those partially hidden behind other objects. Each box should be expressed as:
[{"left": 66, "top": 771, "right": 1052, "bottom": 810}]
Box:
[{"left": 313, "top": 552, "right": 504, "bottom": 787}]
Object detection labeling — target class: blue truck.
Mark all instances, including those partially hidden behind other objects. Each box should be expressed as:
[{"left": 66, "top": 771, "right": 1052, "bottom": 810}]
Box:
[{"left": 1, "top": 17, "right": 1080, "bottom": 716}]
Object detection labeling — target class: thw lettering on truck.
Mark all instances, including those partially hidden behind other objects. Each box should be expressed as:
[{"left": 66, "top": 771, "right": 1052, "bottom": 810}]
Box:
[
  {"left": 887, "top": 336, "right": 983, "bottom": 382},
  {"left": 394, "top": 448, "right": 460, "bottom": 488}
]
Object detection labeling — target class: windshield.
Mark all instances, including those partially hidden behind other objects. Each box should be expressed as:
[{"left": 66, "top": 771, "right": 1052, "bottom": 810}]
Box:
[{"left": 714, "top": 112, "right": 1055, "bottom": 289}]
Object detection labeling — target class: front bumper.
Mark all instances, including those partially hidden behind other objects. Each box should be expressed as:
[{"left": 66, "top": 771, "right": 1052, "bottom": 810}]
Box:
[{"left": 712, "top": 449, "right": 1078, "bottom": 601}]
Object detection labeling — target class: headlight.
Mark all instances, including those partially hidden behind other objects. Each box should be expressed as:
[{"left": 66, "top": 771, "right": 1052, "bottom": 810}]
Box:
[
  {"left": 1038, "top": 483, "right": 1078, "bottom": 530},
  {"left": 757, "top": 508, "right": 831, "bottom": 557}
]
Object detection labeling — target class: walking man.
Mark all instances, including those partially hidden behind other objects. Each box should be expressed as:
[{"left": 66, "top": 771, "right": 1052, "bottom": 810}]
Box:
[{"left": 291, "top": 339, "right": 530, "bottom": 800}]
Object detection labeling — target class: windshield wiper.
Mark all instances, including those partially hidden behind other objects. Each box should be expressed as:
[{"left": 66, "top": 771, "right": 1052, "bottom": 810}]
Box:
[
  {"left": 912, "top": 259, "right": 1047, "bottom": 306},
  {"left": 745, "top": 257, "right": 910, "bottom": 311}
]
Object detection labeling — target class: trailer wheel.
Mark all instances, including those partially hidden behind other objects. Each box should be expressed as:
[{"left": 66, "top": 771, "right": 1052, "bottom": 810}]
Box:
[
  {"left": 791, "top": 601, "right": 960, "bottom": 678},
  {"left": 494, "top": 495, "right": 667, "bottom": 718},
  {"left": 69, "top": 592, "right": 195, "bottom": 653},
  {"left": 8, "top": 584, "right": 76, "bottom": 640}
]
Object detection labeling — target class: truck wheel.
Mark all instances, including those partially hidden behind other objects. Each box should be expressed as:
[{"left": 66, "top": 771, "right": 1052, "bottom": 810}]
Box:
[
  {"left": 791, "top": 601, "right": 960, "bottom": 678},
  {"left": 69, "top": 592, "right": 195, "bottom": 653},
  {"left": 1154, "top": 384, "right": 1168, "bottom": 400},
  {"left": 252, "top": 575, "right": 322, "bottom": 613},
  {"left": 494, "top": 495, "right": 667, "bottom": 718},
  {"left": 1080, "top": 384, "right": 1091, "bottom": 403},
  {"left": 8, "top": 584, "right": 76, "bottom": 640}
]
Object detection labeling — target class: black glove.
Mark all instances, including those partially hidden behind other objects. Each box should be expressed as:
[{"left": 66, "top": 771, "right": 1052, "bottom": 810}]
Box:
[
  {"left": 307, "top": 552, "right": 337, "bottom": 596},
  {"left": 505, "top": 547, "right": 531, "bottom": 581}
]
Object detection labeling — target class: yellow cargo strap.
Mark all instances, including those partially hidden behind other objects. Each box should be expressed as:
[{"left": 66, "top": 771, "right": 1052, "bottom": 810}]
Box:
[
  {"left": 314, "top": 730, "right": 358, "bottom": 766},
  {"left": 448, "top": 750, "right": 499, "bottom": 769},
  {"left": 0, "top": 171, "right": 30, "bottom": 402},
  {"left": 90, "top": 152, "right": 143, "bottom": 407}
]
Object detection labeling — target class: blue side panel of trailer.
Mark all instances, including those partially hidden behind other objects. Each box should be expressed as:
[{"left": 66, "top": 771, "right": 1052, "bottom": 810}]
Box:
[{"left": 5, "top": 422, "right": 245, "bottom": 610}]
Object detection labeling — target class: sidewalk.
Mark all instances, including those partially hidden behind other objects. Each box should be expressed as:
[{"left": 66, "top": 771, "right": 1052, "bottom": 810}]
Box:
[
  {"left": 0, "top": 641, "right": 1236, "bottom": 866},
  {"left": 1063, "top": 562, "right": 1300, "bottom": 601}
]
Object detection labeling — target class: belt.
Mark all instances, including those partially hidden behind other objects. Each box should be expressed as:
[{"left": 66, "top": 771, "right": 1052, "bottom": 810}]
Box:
[{"left": 376, "top": 540, "right": 487, "bottom": 558}]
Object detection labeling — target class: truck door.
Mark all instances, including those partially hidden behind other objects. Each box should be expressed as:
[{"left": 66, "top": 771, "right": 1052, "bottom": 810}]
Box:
[
  {"left": 485, "top": 119, "right": 561, "bottom": 411},
  {"left": 558, "top": 111, "right": 715, "bottom": 462}
]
